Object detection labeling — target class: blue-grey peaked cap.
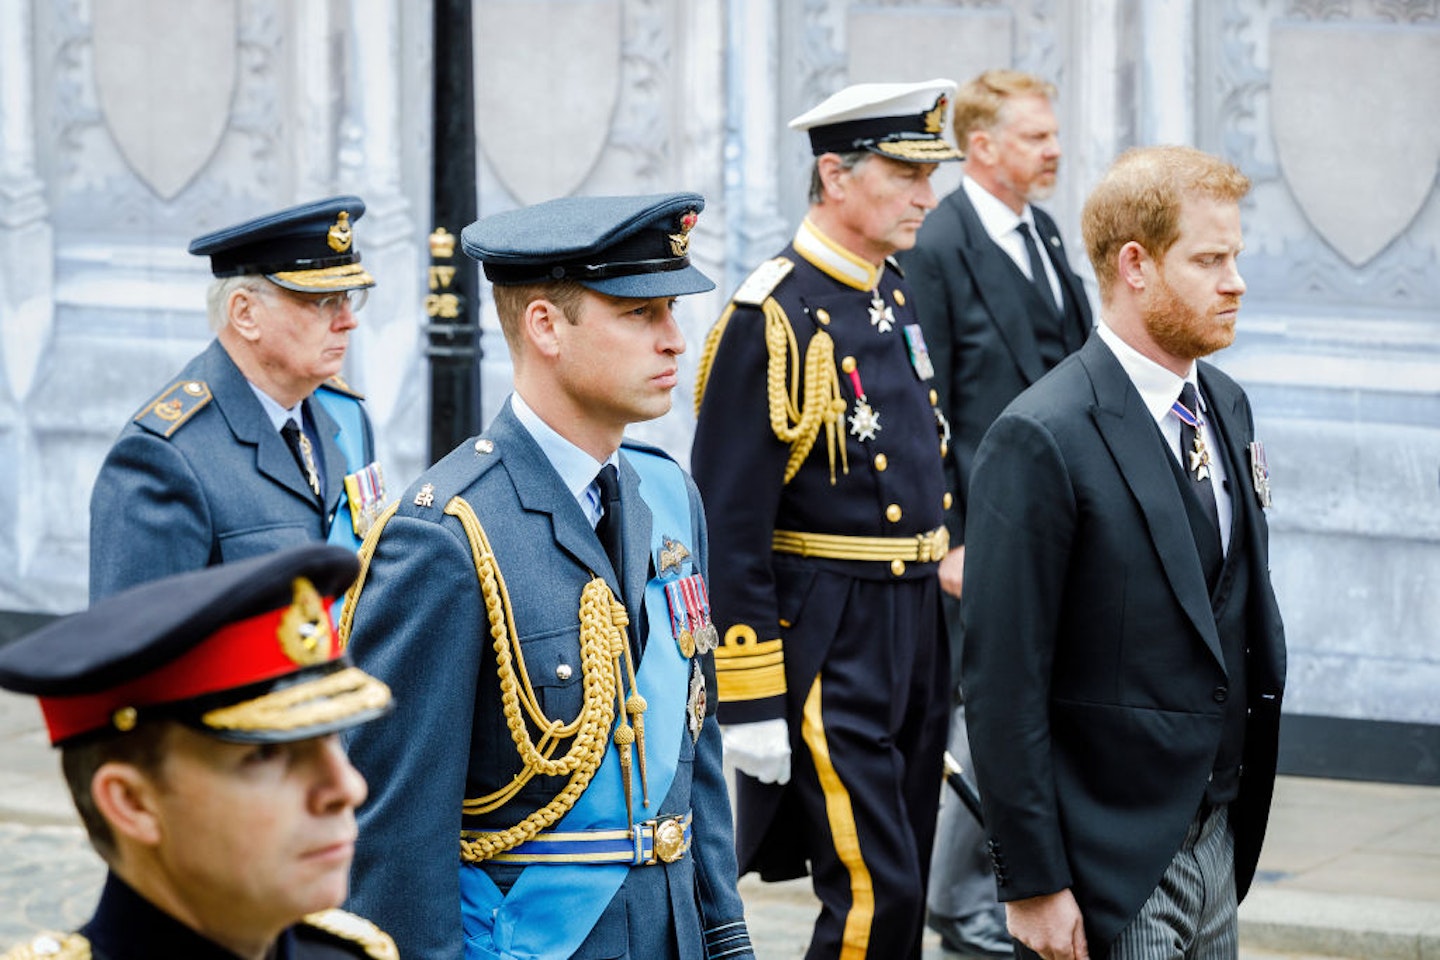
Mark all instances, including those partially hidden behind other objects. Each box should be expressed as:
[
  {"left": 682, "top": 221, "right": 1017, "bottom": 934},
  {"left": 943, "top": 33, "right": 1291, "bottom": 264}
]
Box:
[
  {"left": 188, "top": 195, "right": 375, "bottom": 294},
  {"left": 460, "top": 192, "right": 715, "bottom": 299}
]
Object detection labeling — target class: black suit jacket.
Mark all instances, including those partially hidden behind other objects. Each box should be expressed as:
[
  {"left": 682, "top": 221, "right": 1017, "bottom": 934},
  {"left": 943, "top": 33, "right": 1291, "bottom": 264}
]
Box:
[
  {"left": 959, "top": 335, "right": 1286, "bottom": 954},
  {"left": 899, "top": 185, "right": 1092, "bottom": 544}
]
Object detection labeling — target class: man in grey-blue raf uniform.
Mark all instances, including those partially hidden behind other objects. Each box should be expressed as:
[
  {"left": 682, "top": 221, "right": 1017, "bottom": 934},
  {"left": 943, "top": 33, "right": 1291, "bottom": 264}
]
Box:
[
  {"left": 89, "top": 197, "right": 386, "bottom": 601},
  {"left": 342, "top": 193, "right": 754, "bottom": 960}
]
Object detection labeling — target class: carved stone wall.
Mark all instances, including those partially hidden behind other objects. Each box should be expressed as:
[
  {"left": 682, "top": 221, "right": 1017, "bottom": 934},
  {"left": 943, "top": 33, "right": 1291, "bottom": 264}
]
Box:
[
  {"left": 1, "top": 0, "right": 1436, "bottom": 732},
  {"left": 0, "top": 0, "right": 427, "bottom": 613}
]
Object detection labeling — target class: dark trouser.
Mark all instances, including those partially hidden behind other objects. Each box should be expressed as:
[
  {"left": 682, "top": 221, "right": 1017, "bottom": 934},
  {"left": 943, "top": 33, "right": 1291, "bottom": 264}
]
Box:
[{"left": 791, "top": 574, "right": 950, "bottom": 959}]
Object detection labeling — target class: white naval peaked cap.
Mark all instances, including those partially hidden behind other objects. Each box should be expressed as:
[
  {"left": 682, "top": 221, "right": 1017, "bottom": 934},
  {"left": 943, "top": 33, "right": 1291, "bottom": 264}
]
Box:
[{"left": 788, "top": 78, "right": 963, "bottom": 163}]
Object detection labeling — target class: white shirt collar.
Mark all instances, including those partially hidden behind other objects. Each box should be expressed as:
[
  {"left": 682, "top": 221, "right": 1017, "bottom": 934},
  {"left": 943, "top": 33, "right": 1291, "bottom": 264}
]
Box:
[
  {"left": 248, "top": 382, "right": 303, "bottom": 432},
  {"left": 509, "top": 391, "right": 616, "bottom": 522},
  {"left": 962, "top": 175, "right": 1037, "bottom": 244},
  {"left": 1094, "top": 319, "right": 1200, "bottom": 425}
]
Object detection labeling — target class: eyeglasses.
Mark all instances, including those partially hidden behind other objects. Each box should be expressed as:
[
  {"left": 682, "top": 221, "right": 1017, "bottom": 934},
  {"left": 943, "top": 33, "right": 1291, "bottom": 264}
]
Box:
[
  {"left": 307, "top": 288, "right": 369, "bottom": 317},
  {"left": 266, "top": 286, "right": 369, "bottom": 318}
]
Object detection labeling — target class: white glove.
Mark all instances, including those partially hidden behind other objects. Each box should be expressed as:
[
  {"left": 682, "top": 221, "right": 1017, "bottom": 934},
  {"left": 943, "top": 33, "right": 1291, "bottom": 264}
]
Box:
[{"left": 722, "top": 718, "right": 791, "bottom": 785}]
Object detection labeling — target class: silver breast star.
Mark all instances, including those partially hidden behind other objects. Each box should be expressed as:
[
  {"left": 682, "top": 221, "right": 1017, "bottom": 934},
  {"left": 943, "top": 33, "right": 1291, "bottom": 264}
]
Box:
[
  {"left": 868, "top": 294, "right": 895, "bottom": 333},
  {"left": 848, "top": 400, "right": 881, "bottom": 441}
]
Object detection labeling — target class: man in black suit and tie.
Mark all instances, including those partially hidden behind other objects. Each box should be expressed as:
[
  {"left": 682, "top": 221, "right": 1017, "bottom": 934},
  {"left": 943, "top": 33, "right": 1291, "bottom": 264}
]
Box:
[
  {"left": 897, "top": 69, "right": 1092, "bottom": 957},
  {"left": 960, "top": 145, "right": 1286, "bottom": 959}
]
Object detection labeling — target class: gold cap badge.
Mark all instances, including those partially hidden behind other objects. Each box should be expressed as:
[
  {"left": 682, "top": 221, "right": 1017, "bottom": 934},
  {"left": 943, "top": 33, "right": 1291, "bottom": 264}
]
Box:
[{"left": 327, "top": 212, "right": 353, "bottom": 253}]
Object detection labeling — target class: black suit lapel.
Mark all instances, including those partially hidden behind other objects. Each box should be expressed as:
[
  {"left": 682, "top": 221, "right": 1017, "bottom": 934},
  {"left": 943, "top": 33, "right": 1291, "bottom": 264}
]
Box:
[
  {"left": 1082, "top": 340, "right": 1225, "bottom": 668},
  {"left": 950, "top": 191, "right": 1048, "bottom": 383},
  {"left": 1032, "top": 211, "right": 1093, "bottom": 349}
]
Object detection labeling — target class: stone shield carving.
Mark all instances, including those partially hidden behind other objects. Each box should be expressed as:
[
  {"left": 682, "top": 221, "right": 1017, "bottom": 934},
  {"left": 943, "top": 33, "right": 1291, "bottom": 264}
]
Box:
[
  {"left": 475, "top": 0, "right": 621, "bottom": 205},
  {"left": 92, "top": 0, "right": 237, "bottom": 200},
  {"left": 1270, "top": 22, "right": 1440, "bottom": 267}
]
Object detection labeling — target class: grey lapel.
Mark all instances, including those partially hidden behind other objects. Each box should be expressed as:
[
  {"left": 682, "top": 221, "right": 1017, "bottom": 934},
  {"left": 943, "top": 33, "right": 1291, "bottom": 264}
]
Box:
[
  {"left": 1081, "top": 339, "right": 1225, "bottom": 668},
  {"left": 616, "top": 450, "right": 655, "bottom": 617},
  {"left": 948, "top": 190, "right": 1048, "bottom": 383},
  {"left": 203, "top": 341, "right": 322, "bottom": 507},
  {"left": 489, "top": 403, "right": 613, "bottom": 583}
]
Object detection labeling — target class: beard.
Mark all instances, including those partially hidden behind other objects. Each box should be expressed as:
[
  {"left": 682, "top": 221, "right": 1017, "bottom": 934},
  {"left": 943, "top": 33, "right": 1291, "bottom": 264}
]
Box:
[{"left": 1142, "top": 274, "right": 1238, "bottom": 361}]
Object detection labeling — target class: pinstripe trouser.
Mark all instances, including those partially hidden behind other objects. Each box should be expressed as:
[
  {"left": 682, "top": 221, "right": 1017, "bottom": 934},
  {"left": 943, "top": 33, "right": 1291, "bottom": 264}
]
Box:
[{"left": 1110, "top": 804, "right": 1239, "bottom": 960}]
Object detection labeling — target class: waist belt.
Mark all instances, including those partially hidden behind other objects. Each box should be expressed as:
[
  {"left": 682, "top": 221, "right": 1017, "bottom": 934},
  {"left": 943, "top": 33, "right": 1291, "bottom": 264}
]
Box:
[
  {"left": 771, "top": 525, "right": 950, "bottom": 564},
  {"left": 461, "top": 813, "right": 692, "bottom": 867}
]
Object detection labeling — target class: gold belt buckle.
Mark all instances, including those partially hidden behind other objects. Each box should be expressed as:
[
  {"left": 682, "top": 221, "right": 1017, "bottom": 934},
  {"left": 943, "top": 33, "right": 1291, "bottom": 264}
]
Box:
[
  {"left": 916, "top": 526, "right": 949, "bottom": 563},
  {"left": 650, "top": 816, "right": 687, "bottom": 864}
]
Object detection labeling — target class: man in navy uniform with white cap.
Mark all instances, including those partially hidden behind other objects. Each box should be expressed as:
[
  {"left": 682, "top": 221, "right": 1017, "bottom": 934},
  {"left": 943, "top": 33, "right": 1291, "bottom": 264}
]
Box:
[
  {"left": 691, "top": 80, "right": 960, "bottom": 958},
  {"left": 0, "top": 544, "right": 396, "bottom": 960},
  {"left": 89, "top": 197, "right": 387, "bottom": 601},
  {"left": 341, "top": 193, "right": 753, "bottom": 959}
]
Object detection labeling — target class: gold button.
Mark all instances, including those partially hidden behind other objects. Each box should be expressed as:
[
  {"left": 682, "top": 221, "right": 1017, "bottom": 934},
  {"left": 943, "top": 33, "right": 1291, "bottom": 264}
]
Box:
[
  {"left": 886, "top": 504, "right": 902, "bottom": 523},
  {"left": 894, "top": 289, "right": 906, "bottom": 306},
  {"left": 113, "top": 706, "right": 138, "bottom": 732},
  {"left": 841, "top": 355, "right": 857, "bottom": 373},
  {"left": 816, "top": 308, "right": 831, "bottom": 325},
  {"left": 891, "top": 559, "right": 906, "bottom": 576},
  {"left": 874, "top": 454, "right": 888, "bottom": 472},
  {"left": 929, "top": 389, "right": 939, "bottom": 405},
  {"left": 556, "top": 663, "right": 573, "bottom": 681},
  {"left": 943, "top": 492, "right": 953, "bottom": 509}
]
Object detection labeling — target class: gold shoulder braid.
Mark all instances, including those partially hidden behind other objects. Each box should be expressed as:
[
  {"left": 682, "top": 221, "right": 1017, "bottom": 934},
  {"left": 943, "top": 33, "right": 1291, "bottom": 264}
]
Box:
[
  {"left": 302, "top": 909, "right": 398, "bottom": 960},
  {"left": 1, "top": 933, "right": 90, "bottom": 960},
  {"left": 342, "top": 495, "right": 646, "bottom": 860},
  {"left": 695, "top": 299, "right": 847, "bottom": 485}
]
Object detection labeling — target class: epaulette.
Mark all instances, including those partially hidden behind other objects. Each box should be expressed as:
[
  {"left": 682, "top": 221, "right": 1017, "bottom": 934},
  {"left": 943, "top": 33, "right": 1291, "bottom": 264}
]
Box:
[
  {"left": 318, "top": 374, "right": 365, "bottom": 400},
  {"left": 885, "top": 254, "right": 906, "bottom": 279},
  {"left": 132, "top": 380, "right": 212, "bottom": 438},
  {"left": 301, "top": 910, "right": 398, "bottom": 960},
  {"left": 400, "top": 433, "right": 504, "bottom": 518},
  {"left": 1, "top": 932, "right": 90, "bottom": 960},
  {"left": 731, "top": 256, "right": 795, "bottom": 307}
]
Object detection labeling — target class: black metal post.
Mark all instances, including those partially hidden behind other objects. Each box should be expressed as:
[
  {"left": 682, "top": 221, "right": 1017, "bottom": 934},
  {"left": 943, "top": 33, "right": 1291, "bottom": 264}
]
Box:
[{"left": 425, "top": 0, "right": 482, "bottom": 465}]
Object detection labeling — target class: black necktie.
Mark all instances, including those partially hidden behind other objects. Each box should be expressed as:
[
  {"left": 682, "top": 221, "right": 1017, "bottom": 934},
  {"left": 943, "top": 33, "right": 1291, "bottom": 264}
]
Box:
[
  {"left": 281, "top": 418, "right": 322, "bottom": 501},
  {"left": 1176, "top": 383, "right": 1222, "bottom": 556},
  {"left": 594, "top": 464, "right": 623, "bottom": 582},
  {"left": 1018, "top": 221, "right": 1060, "bottom": 317}
]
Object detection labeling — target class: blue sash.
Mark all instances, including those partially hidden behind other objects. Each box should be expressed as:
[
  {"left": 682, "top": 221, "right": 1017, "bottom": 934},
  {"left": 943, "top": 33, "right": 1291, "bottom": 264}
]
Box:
[
  {"left": 312, "top": 388, "right": 367, "bottom": 554},
  {"left": 460, "top": 449, "right": 695, "bottom": 960}
]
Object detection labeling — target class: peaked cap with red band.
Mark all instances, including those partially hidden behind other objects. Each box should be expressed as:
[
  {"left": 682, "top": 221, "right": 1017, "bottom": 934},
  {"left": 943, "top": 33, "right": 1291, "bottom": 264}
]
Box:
[{"left": 0, "top": 544, "right": 391, "bottom": 746}]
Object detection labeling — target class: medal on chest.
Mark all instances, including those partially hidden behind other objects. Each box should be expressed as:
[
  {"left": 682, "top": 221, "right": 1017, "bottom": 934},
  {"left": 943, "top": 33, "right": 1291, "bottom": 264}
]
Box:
[
  {"left": 840, "top": 356, "right": 881, "bottom": 441},
  {"left": 868, "top": 290, "right": 896, "bottom": 333},
  {"left": 1169, "top": 397, "right": 1212, "bottom": 481}
]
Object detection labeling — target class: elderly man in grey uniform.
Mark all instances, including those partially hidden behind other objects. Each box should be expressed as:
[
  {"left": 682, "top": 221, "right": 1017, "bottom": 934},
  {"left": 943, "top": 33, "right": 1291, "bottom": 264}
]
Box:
[
  {"left": 341, "top": 193, "right": 753, "bottom": 960},
  {"left": 89, "top": 196, "right": 386, "bottom": 601}
]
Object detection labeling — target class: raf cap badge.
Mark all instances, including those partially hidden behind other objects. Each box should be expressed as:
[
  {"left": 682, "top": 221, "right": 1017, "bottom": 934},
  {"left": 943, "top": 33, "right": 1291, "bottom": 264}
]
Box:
[{"left": 669, "top": 209, "right": 698, "bottom": 257}]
